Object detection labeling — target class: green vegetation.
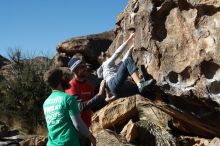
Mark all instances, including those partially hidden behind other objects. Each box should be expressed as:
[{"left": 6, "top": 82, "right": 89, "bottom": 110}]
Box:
[{"left": 0, "top": 49, "right": 51, "bottom": 134}]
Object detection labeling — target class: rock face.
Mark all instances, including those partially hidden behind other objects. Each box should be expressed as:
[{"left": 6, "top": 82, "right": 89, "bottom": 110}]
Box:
[
  {"left": 2, "top": 0, "right": 219, "bottom": 145},
  {"left": 111, "top": 0, "right": 220, "bottom": 103},
  {"left": 176, "top": 136, "right": 220, "bottom": 146},
  {"left": 91, "top": 95, "right": 176, "bottom": 145},
  {"left": 91, "top": 96, "right": 138, "bottom": 133},
  {"left": 120, "top": 120, "right": 138, "bottom": 142},
  {"left": 52, "top": 0, "right": 220, "bottom": 143},
  {"left": 96, "top": 130, "right": 134, "bottom": 146},
  {"left": 55, "top": 31, "right": 115, "bottom": 68},
  {"left": 105, "top": 0, "right": 220, "bottom": 137}
]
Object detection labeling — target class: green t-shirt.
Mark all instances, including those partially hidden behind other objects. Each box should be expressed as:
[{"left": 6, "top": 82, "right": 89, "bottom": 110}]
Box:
[{"left": 43, "top": 90, "right": 80, "bottom": 146}]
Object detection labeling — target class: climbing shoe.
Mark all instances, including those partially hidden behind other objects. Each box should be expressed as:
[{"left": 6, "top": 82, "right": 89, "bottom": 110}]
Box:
[{"left": 138, "top": 79, "right": 156, "bottom": 93}]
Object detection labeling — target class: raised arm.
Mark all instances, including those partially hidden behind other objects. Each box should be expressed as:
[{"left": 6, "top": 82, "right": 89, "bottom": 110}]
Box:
[{"left": 106, "top": 33, "right": 135, "bottom": 65}]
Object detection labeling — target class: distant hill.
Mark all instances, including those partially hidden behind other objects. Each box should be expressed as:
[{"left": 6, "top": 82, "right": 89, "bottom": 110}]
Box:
[
  {"left": 0, "top": 54, "right": 9, "bottom": 68},
  {"left": 0, "top": 55, "right": 51, "bottom": 80}
]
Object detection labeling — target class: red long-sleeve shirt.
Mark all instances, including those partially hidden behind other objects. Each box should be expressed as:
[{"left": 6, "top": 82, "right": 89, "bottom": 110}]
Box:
[{"left": 65, "top": 78, "right": 94, "bottom": 127}]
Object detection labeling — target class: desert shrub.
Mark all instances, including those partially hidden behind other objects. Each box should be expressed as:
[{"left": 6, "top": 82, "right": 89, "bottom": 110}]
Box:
[{"left": 0, "top": 49, "right": 51, "bottom": 133}]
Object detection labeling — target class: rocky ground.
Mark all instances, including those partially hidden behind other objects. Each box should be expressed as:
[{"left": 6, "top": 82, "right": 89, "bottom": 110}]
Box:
[{"left": 1, "top": 0, "right": 220, "bottom": 145}]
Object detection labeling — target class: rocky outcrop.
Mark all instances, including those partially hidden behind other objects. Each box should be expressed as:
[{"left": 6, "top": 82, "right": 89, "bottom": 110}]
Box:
[
  {"left": 2, "top": 0, "right": 220, "bottom": 145},
  {"left": 91, "top": 96, "right": 138, "bottom": 133},
  {"left": 96, "top": 130, "right": 134, "bottom": 146},
  {"left": 91, "top": 95, "right": 176, "bottom": 145},
  {"left": 187, "top": 0, "right": 220, "bottom": 7},
  {"left": 136, "top": 120, "right": 175, "bottom": 146},
  {"left": 50, "top": 0, "right": 220, "bottom": 144},
  {"left": 208, "top": 137, "right": 220, "bottom": 146},
  {"left": 104, "top": 0, "right": 220, "bottom": 138},
  {"left": 135, "top": 97, "right": 175, "bottom": 145},
  {"left": 54, "top": 31, "right": 115, "bottom": 68},
  {"left": 177, "top": 136, "right": 220, "bottom": 146},
  {"left": 120, "top": 120, "right": 138, "bottom": 142},
  {"left": 111, "top": 0, "right": 220, "bottom": 103}
]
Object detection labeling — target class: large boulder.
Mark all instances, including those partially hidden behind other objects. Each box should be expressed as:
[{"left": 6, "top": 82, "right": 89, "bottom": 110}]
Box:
[
  {"left": 176, "top": 136, "right": 220, "bottom": 146},
  {"left": 208, "top": 137, "right": 220, "bottom": 146},
  {"left": 110, "top": 0, "right": 220, "bottom": 103},
  {"left": 120, "top": 120, "right": 138, "bottom": 143},
  {"left": 135, "top": 96, "right": 175, "bottom": 146},
  {"left": 29, "top": 0, "right": 220, "bottom": 143},
  {"left": 187, "top": 0, "right": 220, "bottom": 7},
  {"left": 91, "top": 96, "right": 138, "bottom": 133},
  {"left": 176, "top": 136, "right": 210, "bottom": 146},
  {"left": 106, "top": 0, "right": 220, "bottom": 138},
  {"left": 96, "top": 129, "right": 134, "bottom": 146},
  {"left": 55, "top": 31, "right": 115, "bottom": 69}
]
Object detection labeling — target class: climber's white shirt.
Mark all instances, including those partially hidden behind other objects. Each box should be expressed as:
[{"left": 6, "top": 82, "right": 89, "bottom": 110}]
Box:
[{"left": 97, "top": 41, "right": 131, "bottom": 82}]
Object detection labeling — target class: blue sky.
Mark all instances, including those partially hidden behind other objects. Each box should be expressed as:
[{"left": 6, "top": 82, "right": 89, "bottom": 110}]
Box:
[{"left": 0, "top": 0, "right": 127, "bottom": 58}]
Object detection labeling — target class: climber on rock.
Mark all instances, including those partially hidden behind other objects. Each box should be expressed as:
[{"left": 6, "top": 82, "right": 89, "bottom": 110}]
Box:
[{"left": 97, "top": 32, "right": 156, "bottom": 99}]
